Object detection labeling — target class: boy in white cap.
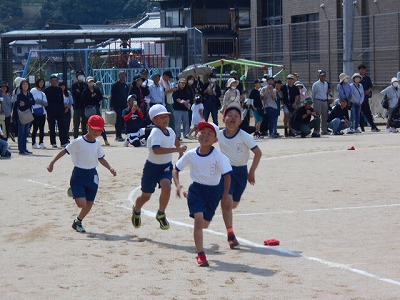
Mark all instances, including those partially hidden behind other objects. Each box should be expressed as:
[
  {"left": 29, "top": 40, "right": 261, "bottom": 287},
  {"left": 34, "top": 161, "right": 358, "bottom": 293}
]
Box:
[
  {"left": 132, "top": 104, "right": 187, "bottom": 230},
  {"left": 173, "top": 121, "right": 232, "bottom": 266},
  {"left": 47, "top": 115, "right": 117, "bottom": 233}
]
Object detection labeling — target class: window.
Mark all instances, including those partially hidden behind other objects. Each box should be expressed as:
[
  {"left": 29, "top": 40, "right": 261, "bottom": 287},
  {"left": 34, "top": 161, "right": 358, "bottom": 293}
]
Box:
[
  {"left": 166, "top": 10, "right": 182, "bottom": 27},
  {"left": 16, "top": 46, "right": 22, "bottom": 54},
  {"left": 291, "top": 13, "right": 320, "bottom": 62},
  {"left": 262, "top": 0, "right": 282, "bottom": 26},
  {"left": 238, "top": 9, "right": 250, "bottom": 27}
]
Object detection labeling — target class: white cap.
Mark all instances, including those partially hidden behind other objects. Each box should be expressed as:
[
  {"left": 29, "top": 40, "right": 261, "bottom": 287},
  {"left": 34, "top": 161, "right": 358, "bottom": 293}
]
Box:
[
  {"left": 391, "top": 77, "right": 398, "bottom": 84},
  {"left": 226, "top": 77, "right": 238, "bottom": 88},
  {"left": 148, "top": 104, "right": 171, "bottom": 120}
]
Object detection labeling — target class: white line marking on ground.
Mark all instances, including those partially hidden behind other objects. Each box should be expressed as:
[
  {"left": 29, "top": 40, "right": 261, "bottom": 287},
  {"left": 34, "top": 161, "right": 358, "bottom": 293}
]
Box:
[{"left": 25, "top": 178, "right": 400, "bottom": 287}]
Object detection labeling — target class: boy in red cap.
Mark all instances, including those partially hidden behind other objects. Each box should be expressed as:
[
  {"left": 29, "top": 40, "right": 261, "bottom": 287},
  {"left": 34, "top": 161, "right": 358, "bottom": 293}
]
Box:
[
  {"left": 218, "top": 102, "right": 262, "bottom": 249},
  {"left": 173, "top": 122, "right": 232, "bottom": 266},
  {"left": 47, "top": 115, "right": 117, "bottom": 233}
]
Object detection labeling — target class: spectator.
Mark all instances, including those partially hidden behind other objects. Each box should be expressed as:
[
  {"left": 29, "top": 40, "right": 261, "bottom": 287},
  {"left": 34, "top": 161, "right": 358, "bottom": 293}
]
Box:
[
  {"left": 17, "top": 79, "right": 35, "bottom": 154},
  {"left": 129, "top": 74, "right": 150, "bottom": 115},
  {"left": 261, "top": 83, "right": 278, "bottom": 138},
  {"left": 0, "top": 82, "right": 15, "bottom": 142},
  {"left": 44, "top": 75, "right": 69, "bottom": 148},
  {"left": 82, "top": 76, "right": 110, "bottom": 146},
  {"left": 148, "top": 73, "right": 165, "bottom": 106},
  {"left": 358, "top": 64, "right": 380, "bottom": 132},
  {"left": 123, "top": 94, "right": 148, "bottom": 147},
  {"left": 229, "top": 70, "right": 243, "bottom": 94},
  {"left": 202, "top": 73, "right": 222, "bottom": 126},
  {"left": 222, "top": 78, "right": 240, "bottom": 113},
  {"left": 110, "top": 71, "right": 129, "bottom": 142},
  {"left": 274, "top": 79, "right": 283, "bottom": 137},
  {"left": 140, "top": 69, "right": 153, "bottom": 89},
  {"left": 312, "top": 70, "right": 329, "bottom": 135},
  {"left": 59, "top": 82, "right": 73, "bottom": 143},
  {"left": 282, "top": 74, "right": 300, "bottom": 137},
  {"left": 349, "top": 73, "right": 365, "bottom": 134},
  {"left": 327, "top": 98, "right": 350, "bottom": 135},
  {"left": 295, "top": 81, "right": 307, "bottom": 104},
  {"left": 381, "top": 77, "right": 400, "bottom": 133},
  {"left": 0, "top": 127, "right": 11, "bottom": 158},
  {"left": 187, "top": 94, "right": 205, "bottom": 139},
  {"left": 160, "top": 70, "right": 177, "bottom": 130},
  {"left": 71, "top": 70, "right": 87, "bottom": 139},
  {"left": 249, "top": 79, "right": 263, "bottom": 138},
  {"left": 337, "top": 73, "right": 352, "bottom": 104},
  {"left": 30, "top": 78, "right": 48, "bottom": 149},
  {"left": 291, "top": 97, "right": 321, "bottom": 138},
  {"left": 172, "top": 78, "right": 191, "bottom": 140},
  {"left": 388, "top": 100, "right": 400, "bottom": 132}
]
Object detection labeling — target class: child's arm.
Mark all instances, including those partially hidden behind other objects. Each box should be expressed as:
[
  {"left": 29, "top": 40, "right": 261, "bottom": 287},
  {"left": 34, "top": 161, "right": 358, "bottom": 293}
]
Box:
[
  {"left": 221, "top": 173, "right": 231, "bottom": 202},
  {"left": 199, "top": 108, "right": 204, "bottom": 120},
  {"left": 172, "top": 169, "right": 183, "bottom": 198},
  {"left": 152, "top": 144, "right": 187, "bottom": 157},
  {"left": 47, "top": 149, "right": 67, "bottom": 172},
  {"left": 98, "top": 158, "right": 117, "bottom": 176},
  {"left": 248, "top": 147, "right": 262, "bottom": 185}
]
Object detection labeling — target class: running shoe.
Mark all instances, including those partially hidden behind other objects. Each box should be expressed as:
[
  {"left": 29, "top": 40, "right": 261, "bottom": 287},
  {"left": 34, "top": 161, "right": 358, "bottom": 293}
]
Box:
[
  {"left": 228, "top": 235, "right": 239, "bottom": 249},
  {"left": 156, "top": 213, "right": 170, "bottom": 230},
  {"left": 131, "top": 206, "right": 141, "bottom": 228},
  {"left": 72, "top": 219, "right": 86, "bottom": 233},
  {"left": 196, "top": 253, "right": 209, "bottom": 267}
]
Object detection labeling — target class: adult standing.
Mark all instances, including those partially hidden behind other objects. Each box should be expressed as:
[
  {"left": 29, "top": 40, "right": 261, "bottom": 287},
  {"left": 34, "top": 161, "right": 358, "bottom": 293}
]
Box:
[
  {"left": 71, "top": 70, "right": 87, "bottom": 138},
  {"left": 59, "top": 81, "right": 73, "bottom": 143},
  {"left": 349, "top": 73, "right": 365, "bottom": 133},
  {"left": 140, "top": 68, "right": 154, "bottom": 89},
  {"left": 82, "top": 76, "right": 109, "bottom": 145},
  {"left": 229, "top": 70, "right": 243, "bottom": 94},
  {"left": 249, "top": 79, "right": 263, "bottom": 138},
  {"left": 30, "top": 78, "right": 48, "bottom": 149},
  {"left": 312, "top": 70, "right": 330, "bottom": 135},
  {"left": 148, "top": 73, "right": 165, "bottom": 106},
  {"left": 202, "top": 73, "right": 222, "bottom": 126},
  {"left": 172, "top": 78, "right": 191, "bottom": 140},
  {"left": 129, "top": 75, "right": 150, "bottom": 116},
  {"left": 110, "top": 71, "right": 129, "bottom": 142},
  {"left": 381, "top": 77, "right": 400, "bottom": 133},
  {"left": 160, "top": 70, "right": 177, "bottom": 129},
  {"left": 0, "top": 82, "right": 15, "bottom": 142},
  {"left": 358, "top": 64, "right": 380, "bottom": 132},
  {"left": 16, "top": 79, "right": 35, "bottom": 154},
  {"left": 281, "top": 74, "right": 300, "bottom": 137},
  {"left": 44, "top": 75, "right": 68, "bottom": 148}
]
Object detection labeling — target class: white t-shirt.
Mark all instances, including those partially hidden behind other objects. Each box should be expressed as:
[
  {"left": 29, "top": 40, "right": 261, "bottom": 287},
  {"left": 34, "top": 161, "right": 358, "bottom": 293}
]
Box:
[
  {"left": 191, "top": 103, "right": 204, "bottom": 126},
  {"left": 147, "top": 127, "right": 176, "bottom": 164},
  {"left": 218, "top": 129, "right": 258, "bottom": 166},
  {"left": 175, "top": 147, "right": 232, "bottom": 186},
  {"left": 65, "top": 136, "right": 105, "bottom": 169},
  {"left": 30, "top": 87, "right": 48, "bottom": 115}
]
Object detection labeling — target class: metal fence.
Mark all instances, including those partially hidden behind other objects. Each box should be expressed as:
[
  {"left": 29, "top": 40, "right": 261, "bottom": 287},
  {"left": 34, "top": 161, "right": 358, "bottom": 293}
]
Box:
[{"left": 239, "top": 12, "right": 400, "bottom": 88}]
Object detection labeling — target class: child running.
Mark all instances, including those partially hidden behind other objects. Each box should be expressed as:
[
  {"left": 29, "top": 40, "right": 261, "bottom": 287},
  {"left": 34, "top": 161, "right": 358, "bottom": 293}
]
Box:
[
  {"left": 218, "top": 102, "right": 262, "bottom": 249},
  {"left": 47, "top": 115, "right": 117, "bottom": 233},
  {"left": 173, "top": 122, "right": 232, "bottom": 267},
  {"left": 132, "top": 104, "right": 187, "bottom": 230}
]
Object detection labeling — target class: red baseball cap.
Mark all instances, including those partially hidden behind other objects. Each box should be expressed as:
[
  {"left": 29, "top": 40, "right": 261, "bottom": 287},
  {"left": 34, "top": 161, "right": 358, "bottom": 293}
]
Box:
[
  {"left": 197, "top": 121, "right": 219, "bottom": 136},
  {"left": 88, "top": 115, "right": 105, "bottom": 131}
]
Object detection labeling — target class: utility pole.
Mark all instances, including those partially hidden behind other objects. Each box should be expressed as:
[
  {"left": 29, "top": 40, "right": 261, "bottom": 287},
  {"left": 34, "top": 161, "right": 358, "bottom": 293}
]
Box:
[{"left": 343, "top": 0, "right": 354, "bottom": 76}]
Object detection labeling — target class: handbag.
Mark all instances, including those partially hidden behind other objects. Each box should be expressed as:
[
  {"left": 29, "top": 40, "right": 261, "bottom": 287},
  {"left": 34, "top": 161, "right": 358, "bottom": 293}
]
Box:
[
  {"left": 105, "top": 110, "right": 116, "bottom": 125},
  {"left": 84, "top": 105, "right": 97, "bottom": 118},
  {"left": 381, "top": 95, "right": 389, "bottom": 110},
  {"left": 18, "top": 108, "right": 34, "bottom": 124}
]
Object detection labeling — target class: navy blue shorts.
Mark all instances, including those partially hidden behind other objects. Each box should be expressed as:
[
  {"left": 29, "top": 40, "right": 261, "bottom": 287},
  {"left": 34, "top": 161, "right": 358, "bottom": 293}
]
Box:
[
  {"left": 70, "top": 167, "right": 99, "bottom": 201},
  {"left": 141, "top": 160, "right": 173, "bottom": 193},
  {"left": 187, "top": 182, "right": 221, "bottom": 222},
  {"left": 219, "top": 165, "right": 248, "bottom": 202}
]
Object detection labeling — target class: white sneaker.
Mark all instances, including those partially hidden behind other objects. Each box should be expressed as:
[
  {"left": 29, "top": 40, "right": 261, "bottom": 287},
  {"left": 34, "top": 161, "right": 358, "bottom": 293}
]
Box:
[
  {"left": 391, "top": 128, "right": 399, "bottom": 133},
  {"left": 32, "top": 143, "right": 40, "bottom": 149},
  {"left": 386, "top": 128, "right": 392, "bottom": 133},
  {"left": 39, "top": 143, "right": 46, "bottom": 149},
  {"left": 123, "top": 140, "right": 129, "bottom": 147},
  {"left": 355, "top": 128, "right": 361, "bottom": 133}
]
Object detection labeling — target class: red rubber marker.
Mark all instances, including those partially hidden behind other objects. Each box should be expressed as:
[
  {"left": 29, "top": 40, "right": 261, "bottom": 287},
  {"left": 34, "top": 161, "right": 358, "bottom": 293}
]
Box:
[
  {"left": 347, "top": 146, "right": 355, "bottom": 150},
  {"left": 264, "top": 239, "right": 280, "bottom": 246}
]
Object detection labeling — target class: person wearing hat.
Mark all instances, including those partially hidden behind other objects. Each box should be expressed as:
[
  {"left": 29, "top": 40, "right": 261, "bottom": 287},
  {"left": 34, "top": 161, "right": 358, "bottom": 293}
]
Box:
[
  {"left": 172, "top": 78, "right": 191, "bottom": 139},
  {"left": 149, "top": 72, "right": 165, "bottom": 107},
  {"left": 71, "top": 70, "right": 88, "bottom": 139},
  {"left": 218, "top": 102, "right": 262, "bottom": 249},
  {"left": 140, "top": 68, "right": 153, "bottom": 88},
  {"left": 327, "top": 98, "right": 350, "bottom": 135},
  {"left": 122, "top": 94, "right": 148, "bottom": 147},
  {"left": 295, "top": 81, "right": 307, "bottom": 104},
  {"left": 229, "top": 70, "right": 243, "bottom": 94},
  {"left": 312, "top": 70, "right": 330, "bottom": 135},
  {"left": 44, "top": 74, "right": 69, "bottom": 148},
  {"left": 358, "top": 64, "right": 380, "bottom": 132},
  {"left": 249, "top": 79, "right": 264, "bottom": 137},
  {"left": 221, "top": 78, "right": 240, "bottom": 114},
  {"left": 337, "top": 73, "right": 352, "bottom": 105},
  {"left": 260, "top": 81, "right": 279, "bottom": 138},
  {"left": 129, "top": 74, "right": 150, "bottom": 114},
  {"left": 282, "top": 74, "right": 300, "bottom": 137},
  {"left": 47, "top": 115, "right": 117, "bottom": 233},
  {"left": 131, "top": 104, "right": 187, "bottom": 231},
  {"left": 203, "top": 73, "right": 222, "bottom": 126},
  {"left": 0, "top": 81, "right": 14, "bottom": 142},
  {"left": 381, "top": 77, "right": 400, "bottom": 132},
  {"left": 110, "top": 70, "right": 129, "bottom": 142},
  {"left": 81, "top": 76, "right": 110, "bottom": 145},
  {"left": 348, "top": 73, "right": 365, "bottom": 133},
  {"left": 291, "top": 97, "right": 321, "bottom": 138},
  {"left": 173, "top": 121, "right": 232, "bottom": 266}
]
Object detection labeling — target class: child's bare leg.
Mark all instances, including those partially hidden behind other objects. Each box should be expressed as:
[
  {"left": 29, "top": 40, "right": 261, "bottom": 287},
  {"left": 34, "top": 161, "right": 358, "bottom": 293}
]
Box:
[
  {"left": 158, "top": 178, "right": 171, "bottom": 213},
  {"left": 193, "top": 212, "right": 204, "bottom": 252},
  {"left": 75, "top": 198, "right": 94, "bottom": 220},
  {"left": 134, "top": 192, "right": 151, "bottom": 212},
  {"left": 220, "top": 194, "right": 233, "bottom": 229}
]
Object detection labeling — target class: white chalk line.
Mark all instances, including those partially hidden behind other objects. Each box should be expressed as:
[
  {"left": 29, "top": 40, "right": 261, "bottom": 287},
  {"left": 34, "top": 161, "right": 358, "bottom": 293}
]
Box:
[{"left": 26, "top": 178, "right": 400, "bottom": 287}]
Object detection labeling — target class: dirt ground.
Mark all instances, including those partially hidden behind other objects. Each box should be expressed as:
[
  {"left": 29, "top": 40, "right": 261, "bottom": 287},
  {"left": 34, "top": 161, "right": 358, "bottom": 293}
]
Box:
[{"left": 0, "top": 126, "right": 399, "bottom": 299}]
